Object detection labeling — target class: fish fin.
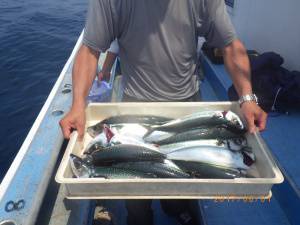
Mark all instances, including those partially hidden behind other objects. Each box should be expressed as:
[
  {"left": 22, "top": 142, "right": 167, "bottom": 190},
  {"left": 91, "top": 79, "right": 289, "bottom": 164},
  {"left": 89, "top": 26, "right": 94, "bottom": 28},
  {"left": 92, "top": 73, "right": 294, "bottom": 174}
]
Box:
[
  {"left": 103, "top": 124, "right": 115, "bottom": 142},
  {"left": 142, "top": 125, "right": 155, "bottom": 139},
  {"left": 69, "top": 154, "right": 91, "bottom": 178}
]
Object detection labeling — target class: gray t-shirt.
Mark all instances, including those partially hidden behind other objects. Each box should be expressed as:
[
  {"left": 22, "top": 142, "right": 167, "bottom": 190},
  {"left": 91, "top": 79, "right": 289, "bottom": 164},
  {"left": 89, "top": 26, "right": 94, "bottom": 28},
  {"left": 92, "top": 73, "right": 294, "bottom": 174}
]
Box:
[{"left": 83, "top": 0, "right": 236, "bottom": 101}]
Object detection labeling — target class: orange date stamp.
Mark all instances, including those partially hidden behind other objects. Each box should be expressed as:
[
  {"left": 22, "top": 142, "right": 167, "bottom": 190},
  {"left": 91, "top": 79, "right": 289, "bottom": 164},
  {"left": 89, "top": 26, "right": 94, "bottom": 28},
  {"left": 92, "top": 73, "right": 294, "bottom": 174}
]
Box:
[{"left": 213, "top": 195, "right": 272, "bottom": 203}]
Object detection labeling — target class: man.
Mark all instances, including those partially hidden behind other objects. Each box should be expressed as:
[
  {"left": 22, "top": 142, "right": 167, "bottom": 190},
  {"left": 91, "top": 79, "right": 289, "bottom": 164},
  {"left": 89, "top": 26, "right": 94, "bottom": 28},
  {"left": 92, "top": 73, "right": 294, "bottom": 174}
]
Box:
[{"left": 60, "top": 0, "right": 267, "bottom": 224}]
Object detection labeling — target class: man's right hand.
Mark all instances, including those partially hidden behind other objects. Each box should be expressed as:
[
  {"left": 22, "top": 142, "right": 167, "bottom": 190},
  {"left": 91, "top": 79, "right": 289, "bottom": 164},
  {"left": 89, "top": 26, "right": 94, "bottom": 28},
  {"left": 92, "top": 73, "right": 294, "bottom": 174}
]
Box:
[
  {"left": 59, "top": 45, "right": 99, "bottom": 140},
  {"left": 59, "top": 107, "right": 86, "bottom": 140}
]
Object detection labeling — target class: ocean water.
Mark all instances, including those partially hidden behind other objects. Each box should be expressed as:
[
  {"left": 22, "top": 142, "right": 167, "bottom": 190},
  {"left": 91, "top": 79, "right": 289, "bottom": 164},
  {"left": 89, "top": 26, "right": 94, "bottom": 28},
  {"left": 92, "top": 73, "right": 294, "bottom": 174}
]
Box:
[{"left": 0, "top": 0, "right": 87, "bottom": 180}]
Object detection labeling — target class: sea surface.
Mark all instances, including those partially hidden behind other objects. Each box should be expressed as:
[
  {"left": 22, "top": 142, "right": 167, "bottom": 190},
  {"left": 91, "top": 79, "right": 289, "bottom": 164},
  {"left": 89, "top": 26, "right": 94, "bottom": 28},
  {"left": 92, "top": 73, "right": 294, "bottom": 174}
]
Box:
[{"left": 0, "top": 0, "right": 87, "bottom": 181}]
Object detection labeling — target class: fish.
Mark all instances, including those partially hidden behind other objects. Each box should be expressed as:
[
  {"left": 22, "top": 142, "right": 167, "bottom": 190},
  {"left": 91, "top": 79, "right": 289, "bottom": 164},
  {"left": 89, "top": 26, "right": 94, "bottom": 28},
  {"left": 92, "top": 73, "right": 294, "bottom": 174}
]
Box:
[
  {"left": 166, "top": 146, "right": 254, "bottom": 170},
  {"left": 84, "top": 132, "right": 108, "bottom": 155},
  {"left": 87, "top": 115, "right": 172, "bottom": 138},
  {"left": 84, "top": 125, "right": 160, "bottom": 155},
  {"left": 143, "top": 111, "right": 245, "bottom": 138},
  {"left": 89, "top": 144, "right": 166, "bottom": 166},
  {"left": 113, "top": 160, "right": 190, "bottom": 178},
  {"left": 70, "top": 154, "right": 155, "bottom": 179},
  {"left": 173, "top": 161, "right": 249, "bottom": 179},
  {"left": 150, "top": 126, "right": 245, "bottom": 145},
  {"left": 158, "top": 138, "right": 250, "bottom": 154},
  {"left": 105, "top": 125, "right": 160, "bottom": 151}
]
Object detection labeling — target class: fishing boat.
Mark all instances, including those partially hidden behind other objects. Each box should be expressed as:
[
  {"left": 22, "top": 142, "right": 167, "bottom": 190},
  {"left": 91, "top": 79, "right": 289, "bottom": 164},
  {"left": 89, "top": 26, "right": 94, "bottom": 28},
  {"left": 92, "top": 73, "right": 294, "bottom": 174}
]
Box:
[{"left": 0, "top": 1, "right": 299, "bottom": 225}]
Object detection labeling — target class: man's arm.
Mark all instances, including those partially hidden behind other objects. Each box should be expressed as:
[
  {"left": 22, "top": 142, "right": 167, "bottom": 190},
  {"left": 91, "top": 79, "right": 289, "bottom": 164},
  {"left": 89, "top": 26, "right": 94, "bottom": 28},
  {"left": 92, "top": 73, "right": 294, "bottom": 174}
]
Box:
[
  {"left": 222, "top": 39, "right": 267, "bottom": 133},
  {"left": 60, "top": 45, "right": 99, "bottom": 139}
]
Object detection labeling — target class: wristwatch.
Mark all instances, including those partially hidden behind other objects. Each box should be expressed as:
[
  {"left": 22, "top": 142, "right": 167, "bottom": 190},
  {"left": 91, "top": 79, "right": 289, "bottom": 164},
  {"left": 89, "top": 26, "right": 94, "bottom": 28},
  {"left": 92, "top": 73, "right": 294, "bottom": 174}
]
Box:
[{"left": 238, "top": 94, "right": 258, "bottom": 106}]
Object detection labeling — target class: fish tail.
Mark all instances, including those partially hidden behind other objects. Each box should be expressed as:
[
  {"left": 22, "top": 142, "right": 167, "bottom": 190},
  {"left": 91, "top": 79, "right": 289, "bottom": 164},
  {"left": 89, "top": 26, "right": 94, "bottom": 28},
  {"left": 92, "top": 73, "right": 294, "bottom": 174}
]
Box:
[
  {"left": 241, "top": 146, "right": 253, "bottom": 153},
  {"left": 69, "top": 154, "right": 92, "bottom": 178},
  {"left": 241, "top": 151, "right": 255, "bottom": 166}
]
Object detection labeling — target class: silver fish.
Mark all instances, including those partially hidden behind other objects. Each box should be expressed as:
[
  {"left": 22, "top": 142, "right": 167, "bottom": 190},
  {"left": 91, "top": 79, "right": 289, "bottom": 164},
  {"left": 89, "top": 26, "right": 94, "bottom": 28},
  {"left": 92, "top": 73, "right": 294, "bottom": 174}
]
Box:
[
  {"left": 150, "top": 127, "right": 244, "bottom": 145},
  {"left": 144, "top": 111, "right": 244, "bottom": 137},
  {"left": 105, "top": 125, "right": 160, "bottom": 151},
  {"left": 70, "top": 154, "right": 155, "bottom": 179},
  {"left": 87, "top": 115, "right": 172, "bottom": 138},
  {"left": 166, "top": 146, "right": 253, "bottom": 170},
  {"left": 158, "top": 138, "right": 249, "bottom": 154},
  {"left": 173, "top": 161, "right": 249, "bottom": 179},
  {"left": 89, "top": 144, "right": 166, "bottom": 166}
]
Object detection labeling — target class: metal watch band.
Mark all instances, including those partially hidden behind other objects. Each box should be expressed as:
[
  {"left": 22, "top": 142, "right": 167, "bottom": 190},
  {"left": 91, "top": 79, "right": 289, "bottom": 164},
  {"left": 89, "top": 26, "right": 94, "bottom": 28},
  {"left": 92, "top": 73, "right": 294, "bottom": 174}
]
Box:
[{"left": 238, "top": 94, "right": 258, "bottom": 106}]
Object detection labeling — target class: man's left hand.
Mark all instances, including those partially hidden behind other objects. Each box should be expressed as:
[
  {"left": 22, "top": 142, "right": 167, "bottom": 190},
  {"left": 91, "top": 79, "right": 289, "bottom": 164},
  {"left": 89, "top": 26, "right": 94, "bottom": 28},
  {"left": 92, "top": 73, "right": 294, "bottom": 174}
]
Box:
[{"left": 240, "top": 102, "right": 268, "bottom": 133}]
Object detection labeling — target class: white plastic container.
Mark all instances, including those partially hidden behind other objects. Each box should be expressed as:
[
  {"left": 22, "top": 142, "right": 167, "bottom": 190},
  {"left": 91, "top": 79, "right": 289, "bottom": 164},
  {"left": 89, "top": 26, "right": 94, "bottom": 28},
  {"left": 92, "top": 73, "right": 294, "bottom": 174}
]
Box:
[{"left": 55, "top": 102, "right": 283, "bottom": 199}]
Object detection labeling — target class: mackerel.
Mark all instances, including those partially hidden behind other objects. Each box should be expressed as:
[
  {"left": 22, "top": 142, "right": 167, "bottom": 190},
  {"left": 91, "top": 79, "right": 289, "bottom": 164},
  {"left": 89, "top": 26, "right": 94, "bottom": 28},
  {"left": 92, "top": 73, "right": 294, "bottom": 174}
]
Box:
[
  {"left": 89, "top": 144, "right": 166, "bottom": 166},
  {"left": 173, "top": 161, "right": 249, "bottom": 179},
  {"left": 87, "top": 115, "right": 172, "bottom": 138},
  {"left": 151, "top": 127, "right": 245, "bottom": 145},
  {"left": 158, "top": 138, "right": 249, "bottom": 154},
  {"left": 70, "top": 154, "right": 155, "bottom": 179},
  {"left": 166, "top": 146, "right": 254, "bottom": 170},
  {"left": 113, "top": 160, "right": 190, "bottom": 178},
  {"left": 144, "top": 111, "right": 245, "bottom": 137}
]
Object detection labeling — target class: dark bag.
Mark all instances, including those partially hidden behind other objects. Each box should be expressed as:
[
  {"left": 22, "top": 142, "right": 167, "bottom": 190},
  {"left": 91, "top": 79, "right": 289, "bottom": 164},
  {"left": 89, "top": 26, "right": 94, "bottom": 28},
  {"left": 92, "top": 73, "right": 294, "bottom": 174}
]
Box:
[
  {"left": 202, "top": 42, "right": 259, "bottom": 65},
  {"left": 201, "top": 42, "right": 224, "bottom": 64},
  {"left": 228, "top": 52, "right": 300, "bottom": 112}
]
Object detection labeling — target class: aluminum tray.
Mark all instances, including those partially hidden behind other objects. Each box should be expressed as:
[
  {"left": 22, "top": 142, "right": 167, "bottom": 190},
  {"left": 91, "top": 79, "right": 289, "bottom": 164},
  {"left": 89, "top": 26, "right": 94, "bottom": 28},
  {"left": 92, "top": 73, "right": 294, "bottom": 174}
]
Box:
[{"left": 55, "top": 102, "right": 283, "bottom": 199}]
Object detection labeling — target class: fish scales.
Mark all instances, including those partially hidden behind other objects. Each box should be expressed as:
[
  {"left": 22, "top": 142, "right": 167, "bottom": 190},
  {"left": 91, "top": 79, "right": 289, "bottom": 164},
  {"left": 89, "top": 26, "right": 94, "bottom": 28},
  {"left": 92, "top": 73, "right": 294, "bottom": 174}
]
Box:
[
  {"left": 173, "top": 161, "right": 247, "bottom": 179},
  {"left": 166, "top": 146, "right": 251, "bottom": 170},
  {"left": 152, "top": 127, "right": 244, "bottom": 145},
  {"left": 145, "top": 111, "right": 244, "bottom": 135},
  {"left": 91, "top": 167, "right": 156, "bottom": 179},
  {"left": 113, "top": 161, "right": 190, "bottom": 178},
  {"left": 90, "top": 144, "right": 166, "bottom": 166},
  {"left": 158, "top": 139, "right": 249, "bottom": 154},
  {"left": 69, "top": 154, "right": 156, "bottom": 178}
]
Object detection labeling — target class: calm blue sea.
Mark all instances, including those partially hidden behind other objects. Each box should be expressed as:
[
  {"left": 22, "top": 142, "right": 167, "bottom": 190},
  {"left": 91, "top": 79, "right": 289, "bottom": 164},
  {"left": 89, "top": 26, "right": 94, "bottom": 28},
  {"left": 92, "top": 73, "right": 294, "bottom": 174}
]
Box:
[{"left": 0, "top": 0, "right": 87, "bottom": 181}]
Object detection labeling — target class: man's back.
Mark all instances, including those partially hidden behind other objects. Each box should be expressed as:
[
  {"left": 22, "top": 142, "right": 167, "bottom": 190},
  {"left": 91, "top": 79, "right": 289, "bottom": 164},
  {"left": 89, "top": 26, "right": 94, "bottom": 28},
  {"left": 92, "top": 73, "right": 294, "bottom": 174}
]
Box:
[{"left": 83, "top": 0, "right": 236, "bottom": 100}]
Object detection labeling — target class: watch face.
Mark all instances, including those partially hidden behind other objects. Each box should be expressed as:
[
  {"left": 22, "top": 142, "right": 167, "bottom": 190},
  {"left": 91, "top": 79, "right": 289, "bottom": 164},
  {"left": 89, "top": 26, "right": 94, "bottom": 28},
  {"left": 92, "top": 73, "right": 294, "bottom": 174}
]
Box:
[{"left": 239, "top": 94, "right": 258, "bottom": 105}]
